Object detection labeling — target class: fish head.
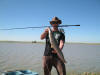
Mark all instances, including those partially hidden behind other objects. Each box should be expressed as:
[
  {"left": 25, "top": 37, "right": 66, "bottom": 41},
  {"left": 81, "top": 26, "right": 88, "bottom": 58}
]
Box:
[
  {"left": 48, "top": 27, "right": 53, "bottom": 48},
  {"left": 48, "top": 27, "right": 52, "bottom": 35}
]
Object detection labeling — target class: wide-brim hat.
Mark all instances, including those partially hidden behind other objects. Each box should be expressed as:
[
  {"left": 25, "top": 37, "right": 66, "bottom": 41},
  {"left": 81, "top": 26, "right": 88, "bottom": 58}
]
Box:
[{"left": 50, "top": 17, "right": 62, "bottom": 24}]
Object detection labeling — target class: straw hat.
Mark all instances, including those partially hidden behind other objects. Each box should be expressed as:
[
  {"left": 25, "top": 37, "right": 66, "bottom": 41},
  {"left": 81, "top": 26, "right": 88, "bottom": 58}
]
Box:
[{"left": 50, "top": 17, "right": 62, "bottom": 24}]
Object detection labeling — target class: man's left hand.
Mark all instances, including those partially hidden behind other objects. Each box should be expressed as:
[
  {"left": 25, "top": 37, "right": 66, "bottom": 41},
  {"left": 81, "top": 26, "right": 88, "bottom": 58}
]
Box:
[{"left": 52, "top": 50, "right": 57, "bottom": 54}]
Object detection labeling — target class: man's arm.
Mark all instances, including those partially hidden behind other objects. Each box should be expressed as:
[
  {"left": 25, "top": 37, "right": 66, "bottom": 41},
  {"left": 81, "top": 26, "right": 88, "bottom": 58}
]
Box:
[
  {"left": 59, "top": 40, "right": 64, "bottom": 50},
  {"left": 59, "top": 32, "right": 65, "bottom": 50}
]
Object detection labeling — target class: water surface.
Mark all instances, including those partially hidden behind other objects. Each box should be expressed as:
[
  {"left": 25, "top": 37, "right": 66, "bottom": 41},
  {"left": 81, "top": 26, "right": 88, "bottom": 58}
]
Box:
[{"left": 0, "top": 42, "right": 100, "bottom": 75}]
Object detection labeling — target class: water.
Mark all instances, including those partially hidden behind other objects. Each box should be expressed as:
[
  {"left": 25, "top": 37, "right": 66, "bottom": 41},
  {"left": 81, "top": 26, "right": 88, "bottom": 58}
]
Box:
[{"left": 0, "top": 42, "right": 100, "bottom": 75}]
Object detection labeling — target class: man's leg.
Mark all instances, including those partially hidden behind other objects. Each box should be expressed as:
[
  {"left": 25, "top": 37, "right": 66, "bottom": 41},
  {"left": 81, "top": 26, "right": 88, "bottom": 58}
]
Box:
[
  {"left": 54, "top": 58, "right": 66, "bottom": 75},
  {"left": 43, "top": 56, "right": 52, "bottom": 75}
]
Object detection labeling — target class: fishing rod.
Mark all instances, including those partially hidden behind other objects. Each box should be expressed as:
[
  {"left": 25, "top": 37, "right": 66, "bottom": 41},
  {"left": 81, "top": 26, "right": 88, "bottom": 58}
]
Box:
[{"left": 0, "top": 25, "right": 80, "bottom": 30}]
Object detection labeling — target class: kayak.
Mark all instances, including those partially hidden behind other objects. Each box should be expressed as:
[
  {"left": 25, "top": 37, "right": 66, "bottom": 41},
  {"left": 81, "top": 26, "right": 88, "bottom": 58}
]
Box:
[{"left": 2, "top": 70, "right": 39, "bottom": 75}]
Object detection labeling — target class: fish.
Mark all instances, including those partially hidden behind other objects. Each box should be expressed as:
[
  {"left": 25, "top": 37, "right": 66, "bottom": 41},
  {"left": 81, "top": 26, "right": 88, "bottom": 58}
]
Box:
[{"left": 48, "top": 27, "right": 66, "bottom": 63}]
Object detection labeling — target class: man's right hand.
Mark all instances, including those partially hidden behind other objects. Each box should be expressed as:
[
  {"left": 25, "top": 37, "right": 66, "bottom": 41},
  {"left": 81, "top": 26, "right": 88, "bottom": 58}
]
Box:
[
  {"left": 40, "top": 27, "right": 49, "bottom": 40},
  {"left": 44, "top": 27, "right": 49, "bottom": 34}
]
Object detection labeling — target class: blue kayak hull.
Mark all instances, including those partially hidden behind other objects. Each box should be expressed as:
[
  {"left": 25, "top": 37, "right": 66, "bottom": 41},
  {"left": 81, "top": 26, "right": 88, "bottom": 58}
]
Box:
[{"left": 2, "top": 70, "right": 39, "bottom": 75}]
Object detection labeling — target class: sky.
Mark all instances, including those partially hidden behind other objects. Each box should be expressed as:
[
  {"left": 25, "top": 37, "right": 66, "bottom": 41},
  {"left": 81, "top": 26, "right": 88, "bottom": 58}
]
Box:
[{"left": 0, "top": 0, "right": 100, "bottom": 43}]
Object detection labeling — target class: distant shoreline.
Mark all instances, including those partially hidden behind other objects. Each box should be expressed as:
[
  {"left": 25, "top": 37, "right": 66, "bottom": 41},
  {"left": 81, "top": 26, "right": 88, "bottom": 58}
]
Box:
[
  {"left": 0, "top": 40, "right": 100, "bottom": 45},
  {"left": 0, "top": 40, "right": 45, "bottom": 44}
]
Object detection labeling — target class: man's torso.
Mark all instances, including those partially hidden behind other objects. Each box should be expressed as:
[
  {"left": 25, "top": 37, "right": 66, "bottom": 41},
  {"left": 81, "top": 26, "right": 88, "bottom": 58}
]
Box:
[{"left": 44, "top": 30, "right": 65, "bottom": 57}]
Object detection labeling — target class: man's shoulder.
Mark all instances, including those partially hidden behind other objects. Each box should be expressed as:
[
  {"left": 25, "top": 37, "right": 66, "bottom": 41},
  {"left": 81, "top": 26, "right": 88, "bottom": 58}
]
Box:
[{"left": 59, "top": 31, "right": 65, "bottom": 36}]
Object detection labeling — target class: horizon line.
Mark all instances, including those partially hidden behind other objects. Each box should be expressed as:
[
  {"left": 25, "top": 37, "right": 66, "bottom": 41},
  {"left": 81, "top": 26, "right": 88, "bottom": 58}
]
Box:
[{"left": 0, "top": 40, "right": 100, "bottom": 44}]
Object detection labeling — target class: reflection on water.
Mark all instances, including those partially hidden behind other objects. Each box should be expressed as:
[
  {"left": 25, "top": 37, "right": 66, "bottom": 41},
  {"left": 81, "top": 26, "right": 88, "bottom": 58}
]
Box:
[{"left": 0, "top": 43, "right": 100, "bottom": 75}]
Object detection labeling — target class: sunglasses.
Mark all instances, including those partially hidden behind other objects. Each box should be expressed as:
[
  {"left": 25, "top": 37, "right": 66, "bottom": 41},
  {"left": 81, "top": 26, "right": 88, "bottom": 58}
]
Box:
[{"left": 51, "top": 21, "right": 59, "bottom": 24}]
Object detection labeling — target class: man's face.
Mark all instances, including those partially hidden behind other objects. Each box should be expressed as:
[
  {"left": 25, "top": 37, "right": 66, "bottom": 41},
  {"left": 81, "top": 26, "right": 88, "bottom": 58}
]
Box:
[{"left": 52, "top": 24, "right": 58, "bottom": 27}]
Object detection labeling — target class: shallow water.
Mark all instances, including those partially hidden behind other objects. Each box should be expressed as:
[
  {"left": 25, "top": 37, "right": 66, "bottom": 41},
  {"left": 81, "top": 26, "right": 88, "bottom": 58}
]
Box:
[{"left": 0, "top": 42, "right": 100, "bottom": 75}]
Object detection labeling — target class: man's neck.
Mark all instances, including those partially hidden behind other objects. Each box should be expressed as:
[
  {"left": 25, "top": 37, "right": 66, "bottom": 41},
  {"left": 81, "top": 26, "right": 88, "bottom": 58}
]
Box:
[{"left": 52, "top": 27, "right": 58, "bottom": 31}]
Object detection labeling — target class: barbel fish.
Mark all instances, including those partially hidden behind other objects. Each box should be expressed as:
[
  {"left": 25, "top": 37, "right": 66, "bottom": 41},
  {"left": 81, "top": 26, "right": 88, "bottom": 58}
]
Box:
[{"left": 48, "top": 27, "right": 66, "bottom": 63}]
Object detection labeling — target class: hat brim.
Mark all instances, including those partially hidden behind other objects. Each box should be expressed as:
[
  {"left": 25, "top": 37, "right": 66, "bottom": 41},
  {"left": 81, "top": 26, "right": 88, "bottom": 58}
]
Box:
[{"left": 50, "top": 20, "right": 62, "bottom": 24}]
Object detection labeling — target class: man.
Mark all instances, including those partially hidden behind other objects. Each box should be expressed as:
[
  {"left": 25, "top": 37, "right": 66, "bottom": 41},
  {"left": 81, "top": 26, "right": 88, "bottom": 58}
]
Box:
[{"left": 40, "top": 17, "right": 66, "bottom": 75}]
